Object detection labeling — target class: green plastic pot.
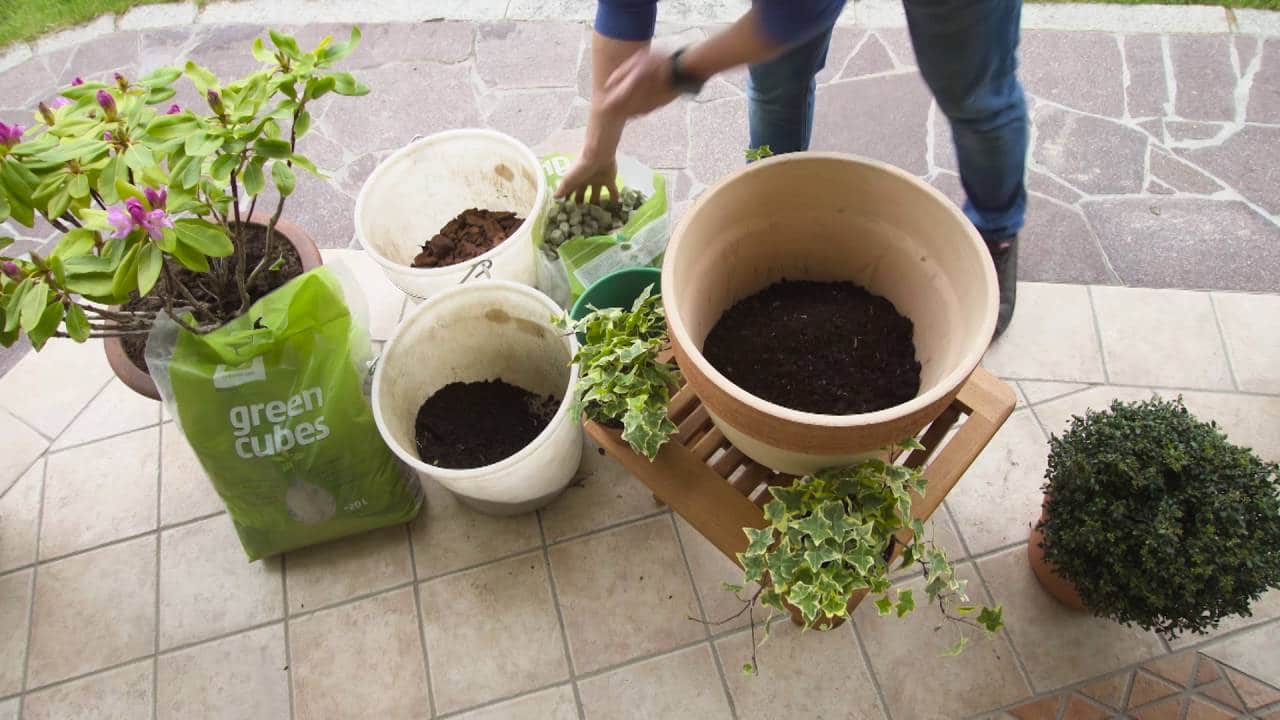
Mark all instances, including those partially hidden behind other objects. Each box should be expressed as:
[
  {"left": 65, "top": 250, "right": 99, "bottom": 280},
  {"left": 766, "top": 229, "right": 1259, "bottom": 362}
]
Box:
[{"left": 570, "top": 267, "right": 662, "bottom": 322}]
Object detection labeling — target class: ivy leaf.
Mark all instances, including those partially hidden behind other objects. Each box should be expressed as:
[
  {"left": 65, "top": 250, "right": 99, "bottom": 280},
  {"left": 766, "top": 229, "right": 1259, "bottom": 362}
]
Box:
[
  {"left": 895, "top": 589, "right": 915, "bottom": 617},
  {"left": 721, "top": 582, "right": 744, "bottom": 594},
  {"left": 743, "top": 527, "right": 773, "bottom": 556},
  {"left": 874, "top": 596, "right": 894, "bottom": 617},
  {"left": 940, "top": 636, "right": 969, "bottom": 658},
  {"left": 977, "top": 606, "right": 1005, "bottom": 633}
]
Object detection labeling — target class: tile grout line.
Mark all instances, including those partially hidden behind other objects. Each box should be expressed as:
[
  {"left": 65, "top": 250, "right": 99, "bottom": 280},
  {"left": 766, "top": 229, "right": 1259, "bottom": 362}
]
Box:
[
  {"left": 281, "top": 554, "right": 296, "bottom": 720},
  {"left": 536, "top": 511, "right": 587, "bottom": 720},
  {"left": 1206, "top": 293, "right": 1243, "bottom": 392},
  {"left": 1084, "top": 286, "right": 1113, "bottom": 385},
  {"left": 849, "top": 619, "right": 895, "bottom": 720},
  {"left": 967, "top": 556, "right": 1039, "bottom": 697},
  {"left": 404, "top": 522, "right": 440, "bottom": 718},
  {"left": 666, "top": 514, "right": 740, "bottom": 720},
  {"left": 0, "top": 405, "right": 56, "bottom": 446},
  {"left": 151, "top": 421, "right": 163, "bottom": 720},
  {"left": 16, "top": 440, "right": 51, "bottom": 716}
]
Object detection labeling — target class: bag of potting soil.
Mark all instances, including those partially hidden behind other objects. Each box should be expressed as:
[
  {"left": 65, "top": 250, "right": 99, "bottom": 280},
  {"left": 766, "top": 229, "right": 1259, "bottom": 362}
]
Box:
[
  {"left": 146, "top": 266, "right": 422, "bottom": 561},
  {"left": 536, "top": 152, "right": 669, "bottom": 307}
]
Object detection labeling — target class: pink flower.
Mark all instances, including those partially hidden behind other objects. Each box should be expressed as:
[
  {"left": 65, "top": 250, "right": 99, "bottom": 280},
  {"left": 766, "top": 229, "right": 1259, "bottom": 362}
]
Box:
[
  {"left": 71, "top": 76, "right": 84, "bottom": 86},
  {"left": 108, "top": 206, "right": 133, "bottom": 238},
  {"left": 165, "top": 104, "right": 181, "bottom": 115},
  {"left": 49, "top": 97, "right": 70, "bottom": 109},
  {"left": 125, "top": 197, "right": 148, "bottom": 226},
  {"left": 103, "top": 131, "right": 113, "bottom": 141},
  {"left": 1, "top": 261, "right": 20, "bottom": 280},
  {"left": 141, "top": 210, "right": 174, "bottom": 240},
  {"left": 143, "top": 187, "right": 167, "bottom": 210},
  {"left": 96, "top": 90, "right": 117, "bottom": 120},
  {"left": 0, "top": 122, "right": 22, "bottom": 148}
]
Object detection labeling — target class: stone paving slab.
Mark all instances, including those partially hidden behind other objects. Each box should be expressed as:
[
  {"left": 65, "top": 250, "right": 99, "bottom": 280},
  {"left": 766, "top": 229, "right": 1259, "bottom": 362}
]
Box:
[{"left": 1, "top": 266, "right": 1278, "bottom": 719}]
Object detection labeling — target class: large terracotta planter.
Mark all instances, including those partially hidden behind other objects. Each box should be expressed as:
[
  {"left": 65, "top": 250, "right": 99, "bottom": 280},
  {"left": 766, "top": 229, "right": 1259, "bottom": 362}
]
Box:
[
  {"left": 662, "top": 153, "right": 999, "bottom": 474},
  {"left": 104, "top": 213, "right": 322, "bottom": 400},
  {"left": 1028, "top": 500, "right": 1087, "bottom": 611}
]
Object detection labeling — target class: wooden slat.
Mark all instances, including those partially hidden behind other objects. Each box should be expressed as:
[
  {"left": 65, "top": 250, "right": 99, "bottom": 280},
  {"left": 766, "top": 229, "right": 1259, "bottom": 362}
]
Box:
[
  {"left": 730, "top": 463, "right": 771, "bottom": 496},
  {"left": 585, "top": 421, "right": 765, "bottom": 561},
  {"left": 690, "top": 426, "right": 726, "bottom": 462},
  {"left": 676, "top": 404, "right": 711, "bottom": 444},
  {"left": 902, "top": 405, "right": 963, "bottom": 470},
  {"left": 667, "top": 384, "right": 699, "bottom": 424},
  {"left": 711, "top": 448, "right": 746, "bottom": 478}
]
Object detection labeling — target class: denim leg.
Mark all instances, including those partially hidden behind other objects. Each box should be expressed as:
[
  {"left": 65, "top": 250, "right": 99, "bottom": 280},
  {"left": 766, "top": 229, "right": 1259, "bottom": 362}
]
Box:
[
  {"left": 747, "top": 25, "right": 837, "bottom": 154},
  {"left": 903, "top": 0, "right": 1028, "bottom": 240}
]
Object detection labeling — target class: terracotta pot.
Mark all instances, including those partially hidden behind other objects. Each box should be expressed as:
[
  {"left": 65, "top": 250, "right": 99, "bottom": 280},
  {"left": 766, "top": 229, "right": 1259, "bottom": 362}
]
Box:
[
  {"left": 104, "top": 212, "right": 322, "bottom": 400},
  {"left": 1027, "top": 500, "right": 1087, "bottom": 611},
  {"left": 662, "top": 153, "right": 1000, "bottom": 474}
]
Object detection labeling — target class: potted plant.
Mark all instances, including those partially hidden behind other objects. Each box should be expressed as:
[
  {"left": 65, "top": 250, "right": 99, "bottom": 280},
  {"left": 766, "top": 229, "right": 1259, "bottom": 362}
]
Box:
[
  {"left": 0, "top": 28, "right": 369, "bottom": 398},
  {"left": 563, "top": 284, "right": 680, "bottom": 460},
  {"left": 661, "top": 152, "right": 999, "bottom": 475},
  {"left": 721, "top": 445, "right": 1005, "bottom": 673},
  {"left": 1031, "top": 396, "right": 1280, "bottom": 638}
]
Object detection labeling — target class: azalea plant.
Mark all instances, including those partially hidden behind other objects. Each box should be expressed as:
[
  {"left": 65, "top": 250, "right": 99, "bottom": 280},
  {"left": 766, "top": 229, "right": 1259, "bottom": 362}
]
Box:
[{"left": 0, "top": 28, "right": 368, "bottom": 349}]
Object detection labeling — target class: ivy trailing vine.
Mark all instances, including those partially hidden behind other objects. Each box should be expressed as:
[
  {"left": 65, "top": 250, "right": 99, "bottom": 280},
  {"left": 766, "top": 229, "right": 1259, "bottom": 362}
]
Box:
[{"left": 723, "top": 441, "right": 1005, "bottom": 673}]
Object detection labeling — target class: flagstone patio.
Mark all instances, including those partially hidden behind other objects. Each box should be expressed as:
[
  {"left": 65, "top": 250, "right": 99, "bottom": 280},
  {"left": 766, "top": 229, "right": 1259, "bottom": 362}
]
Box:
[{"left": 1, "top": 5, "right": 1279, "bottom": 720}]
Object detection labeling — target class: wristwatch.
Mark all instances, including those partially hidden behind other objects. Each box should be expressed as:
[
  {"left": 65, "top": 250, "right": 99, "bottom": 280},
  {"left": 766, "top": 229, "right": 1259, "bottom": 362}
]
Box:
[{"left": 669, "top": 47, "right": 706, "bottom": 96}]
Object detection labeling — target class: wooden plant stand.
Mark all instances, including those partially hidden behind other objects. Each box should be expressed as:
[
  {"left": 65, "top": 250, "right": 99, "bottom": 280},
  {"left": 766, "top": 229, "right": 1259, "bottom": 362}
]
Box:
[{"left": 584, "top": 366, "right": 1017, "bottom": 617}]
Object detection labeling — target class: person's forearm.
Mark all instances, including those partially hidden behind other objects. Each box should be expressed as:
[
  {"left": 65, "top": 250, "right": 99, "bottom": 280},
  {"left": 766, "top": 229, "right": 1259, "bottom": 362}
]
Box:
[
  {"left": 680, "top": 8, "right": 782, "bottom": 82},
  {"left": 585, "top": 32, "right": 649, "bottom": 158}
]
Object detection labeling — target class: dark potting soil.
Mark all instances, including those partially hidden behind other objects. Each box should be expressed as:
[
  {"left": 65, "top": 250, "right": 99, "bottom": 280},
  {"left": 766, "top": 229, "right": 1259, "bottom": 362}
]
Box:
[
  {"left": 412, "top": 209, "right": 524, "bottom": 268},
  {"left": 414, "top": 380, "right": 559, "bottom": 469},
  {"left": 120, "top": 224, "right": 304, "bottom": 372},
  {"left": 702, "top": 280, "right": 921, "bottom": 415}
]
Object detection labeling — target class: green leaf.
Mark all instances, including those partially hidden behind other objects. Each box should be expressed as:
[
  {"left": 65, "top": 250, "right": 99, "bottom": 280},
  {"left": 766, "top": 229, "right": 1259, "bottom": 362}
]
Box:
[
  {"left": 183, "top": 61, "right": 219, "bottom": 94},
  {"left": 19, "top": 281, "right": 47, "bottom": 330},
  {"left": 184, "top": 132, "right": 224, "bottom": 157},
  {"left": 65, "top": 304, "right": 90, "bottom": 342},
  {"left": 111, "top": 243, "right": 141, "bottom": 298},
  {"left": 940, "top": 636, "right": 969, "bottom": 658},
  {"left": 141, "top": 66, "right": 182, "bottom": 86},
  {"left": 173, "top": 218, "right": 233, "bottom": 257},
  {"left": 27, "top": 301, "right": 64, "bottom": 350},
  {"left": 269, "top": 30, "right": 302, "bottom": 59},
  {"left": 136, "top": 243, "right": 163, "bottom": 296},
  {"left": 242, "top": 159, "right": 265, "bottom": 196},
  {"left": 0, "top": 192, "right": 9, "bottom": 223},
  {"left": 145, "top": 86, "right": 176, "bottom": 104},
  {"left": 68, "top": 173, "right": 91, "bottom": 200},
  {"left": 330, "top": 71, "right": 369, "bottom": 96},
  {"left": 895, "top": 589, "right": 915, "bottom": 617},
  {"left": 210, "top": 153, "right": 238, "bottom": 183},
  {"left": 3, "top": 279, "right": 29, "bottom": 332},
  {"left": 743, "top": 527, "right": 773, "bottom": 556},
  {"left": 720, "top": 582, "right": 744, "bottom": 594},
  {"left": 977, "top": 606, "right": 1004, "bottom": 633},
  {"left": 169, "top": 238, "right": 209, "bottom": 273},
  {"left": 251, "top": 37, "right": 275, "bottom": 64},
  {"left": 741, "top": 663, "right": 755, "bottom": 676},
  {"left": 254, "top": 138, "right": 292, "bottom": 159},
  {"left": 271, "top": 161, "right": 295, "bottom": 196},
  {"left": 48, "top": 255, "right": 67, "bottom": 286},
  {"left": 294, "top": 111, "right": 311, "bottom": 139},
  {"left": 874, "top": 596, "right": 894, "bottom": 617}
]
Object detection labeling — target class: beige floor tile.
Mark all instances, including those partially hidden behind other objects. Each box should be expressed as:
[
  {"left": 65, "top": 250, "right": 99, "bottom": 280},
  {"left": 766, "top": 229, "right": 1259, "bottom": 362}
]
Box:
[
  {"left": 159, "top": 515, "right": 283, "bottom": 649},
  {"left": 855, "top": 563, "right": 1030, "bottom": 717},
  {"left": 1018, "top": 380, "right": 1090, "bottom": 405},
  {"left": 159, "top": 423, "right": 224, "bottom": 526},
  {"left": 0, "top": 698, "right": 14, "bottom": 720},
  {"left": 22, "top": 659, "right": 153, "bottom": 720},
  {"left": 1178, "top": 390, "right": 1280, "bottom": 463},
  {"left": 978, "top": 546, "right": 1166, "bottom": 692},
  {"left": 1031, "top": 385, "right": 1158, "bottom": 439},
  {"left": 580, "top": 644, "right": 732, "bottom": 720},
  {"left": 0, "top": 409, "right": 46, "bottom": 497},
  {"left": 946, "top": 410, "right": 1049, "bottom": 556},
  {"left": 157, "top": 624, "right": 290, "bottom": 720},
  {"left": 0, "top": 569, "right": 32, "bottom": 695},
  {"left": 453, "top": 685, "right": 578, "bottom": 720},
  {"left": 50, "top": 379, "right": 159, "bottom": 450},
  {"left": 1092, "top": 287, "right": 1233, "bottom": 390},
  {"left": 550, "top": 516, "right": 704, "bottom": 674},
  {"left": 321, "top": 249, "right": 409, "bottom": 341},
  {"left": 40, "top": 427, "right": 158, "bottom": 559},
  {"left": 1213, "top": 292, "right": 1280, "bottom": 393},
  {"left": 290, "top": 587, "right": 430, "bottom": 720},
  {"left": 984, "top": 283, "right": 1106, "bottom": 383},
  {"left": 674, "top": 514, "right": 758, "bottom": 634},
  {"left": 891, "top": 505, "right": 968, "bottom": 581},
  {"left": 0, "top": 338, "right": 112, "bottom": 437},
  {"left": 539, "top": 436, "right": 664, "bottom": 542},
  {"left": 26, "top": 536, "right": 156, "bottom": 688},
  {"left": 421, "top": 551, "right": 569, "bottom": 713},
  {"left": 0, "top": 458, "right": 42, "bottom": 573},
  {"left": 717, "top": 619, "right": 882, "bottom": 718},
  {"left": 410, "top": 477, "right": 542, "bottom": 579},
  {"left": 286, "top": 524, "right": 413, "bottom": 613},
  {"left": 1169, "top": 589, "right": 1280, "bottom": 650},
  {"left": 1201, "top": 622, "right": 1280, "bottom": 686}
]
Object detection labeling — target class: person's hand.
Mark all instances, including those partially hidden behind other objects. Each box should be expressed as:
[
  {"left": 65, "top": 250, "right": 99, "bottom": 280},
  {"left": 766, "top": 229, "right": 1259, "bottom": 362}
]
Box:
[
  {"left": 554, "top": 150, "right": 619, "bottom": 204},
  {"left": 600, "top": 49, "right": 680, "bottom": 120}
]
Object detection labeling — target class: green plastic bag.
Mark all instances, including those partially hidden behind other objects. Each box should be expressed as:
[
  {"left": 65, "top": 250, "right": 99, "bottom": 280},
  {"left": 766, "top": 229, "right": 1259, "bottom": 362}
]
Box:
[
  {"left": 147, "top": 266, "right": 423, "bottom": 561},
  {"left": 536, "top": 152, "right": 669, "bottom": 306}
]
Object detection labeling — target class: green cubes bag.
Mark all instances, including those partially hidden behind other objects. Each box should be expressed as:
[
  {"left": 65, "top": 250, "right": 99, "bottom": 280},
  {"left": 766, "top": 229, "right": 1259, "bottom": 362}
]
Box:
[{"left": 146, "top": 266, "right": 422, "bottom": 561}]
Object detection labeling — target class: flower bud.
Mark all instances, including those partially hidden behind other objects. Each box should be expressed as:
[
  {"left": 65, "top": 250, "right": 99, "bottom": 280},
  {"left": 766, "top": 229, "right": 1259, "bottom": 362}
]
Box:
[
  {"left": 1, "top": 261, "right": 19, "bottom": 280},
  {"left": 39, "top": 102, "right": 56, "bottom": 125},
  {"left": 114, "top": 72, "right": 129, "bottom": 90},
  {"left": 206, "top": 89, "right": 225, "bottom": 116},
  {"left": 143, "top": 186, "right": 167, "bottom": 210},
  {"left": 0, "top": 122, "right": 22, "bottom": 148},
  {"left": 166, "top": 104, "right": 181, "bottom": 115},
  {"left": 96, "top": 89, "right": 117, "bottom": 121},
  {"left": 71, "top": 76, "right": 84, "bottom": 86}
]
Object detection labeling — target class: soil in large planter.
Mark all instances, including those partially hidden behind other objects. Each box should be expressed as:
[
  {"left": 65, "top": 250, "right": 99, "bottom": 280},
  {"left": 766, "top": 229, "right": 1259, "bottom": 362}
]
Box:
[
  {"left": 412, "top": 209, "right": 524, "bottom": 268},
  {"left": 121, "top": 224, "right": 304, "bottom": 372},
  {"left": 414, "top": 379, "right": 559, "bottom": 468},
  {"left": 702, "top": 280, "right": 920, "bottom": 415}
]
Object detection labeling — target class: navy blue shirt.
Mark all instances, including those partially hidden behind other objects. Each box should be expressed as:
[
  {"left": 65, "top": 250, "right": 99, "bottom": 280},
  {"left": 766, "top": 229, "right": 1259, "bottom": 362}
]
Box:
[{"left": 595, "top": 0, "right": 847, "bottom": 46}]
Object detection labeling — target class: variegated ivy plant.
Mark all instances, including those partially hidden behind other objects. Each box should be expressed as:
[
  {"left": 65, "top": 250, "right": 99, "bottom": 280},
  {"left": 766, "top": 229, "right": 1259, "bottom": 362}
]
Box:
[
  {"left": 724, "top": 442, "right": 1005, "bottom": 674},
  {"left": 0, "top": 27, "right": 367, "bottom": 350},
  {"left": 563, "top": 285, "right": 680, "bottom": 459}
]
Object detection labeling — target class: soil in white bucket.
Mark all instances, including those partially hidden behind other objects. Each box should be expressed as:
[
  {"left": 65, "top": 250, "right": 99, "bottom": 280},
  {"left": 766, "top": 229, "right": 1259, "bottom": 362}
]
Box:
[
  {"left": 414, "top": 380, "right": 558, "bottom": 468},
  {"left": 413, "top": 209, "right": 524, "bottom": 269}
]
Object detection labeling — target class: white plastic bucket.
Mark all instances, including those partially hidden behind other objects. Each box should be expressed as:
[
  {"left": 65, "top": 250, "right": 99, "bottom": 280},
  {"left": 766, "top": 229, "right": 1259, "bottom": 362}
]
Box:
[
  {"left": 355, "top": 129, "right": 548, "bottom": 302},
  {"left": 371, "top": 281, "right": 582, "bottom": 515}
]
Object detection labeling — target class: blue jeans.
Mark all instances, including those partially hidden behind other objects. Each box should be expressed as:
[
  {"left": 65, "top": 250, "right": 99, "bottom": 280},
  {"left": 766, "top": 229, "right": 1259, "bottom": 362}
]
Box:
[{"left": 747, "top": 0, "right": 1028, "bottom": 241}]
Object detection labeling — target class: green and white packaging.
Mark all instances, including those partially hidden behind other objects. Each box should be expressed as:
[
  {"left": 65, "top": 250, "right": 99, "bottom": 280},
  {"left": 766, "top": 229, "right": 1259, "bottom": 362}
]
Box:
[
  {"left": 536, "top": 153, "right": 669, "bottom": 306},
  {"left": 146, "top": 265, "right": 423, "bottom": 561}
]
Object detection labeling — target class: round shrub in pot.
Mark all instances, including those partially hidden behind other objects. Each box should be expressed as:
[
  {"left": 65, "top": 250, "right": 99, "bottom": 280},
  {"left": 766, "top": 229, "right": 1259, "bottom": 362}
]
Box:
[{"left": 1032, "top": 396, "right": 1280, "bottom": 638}]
